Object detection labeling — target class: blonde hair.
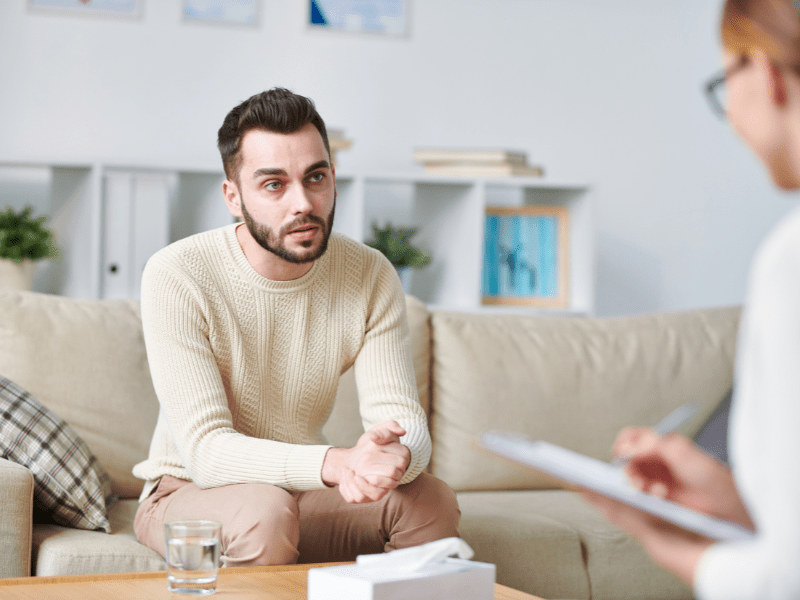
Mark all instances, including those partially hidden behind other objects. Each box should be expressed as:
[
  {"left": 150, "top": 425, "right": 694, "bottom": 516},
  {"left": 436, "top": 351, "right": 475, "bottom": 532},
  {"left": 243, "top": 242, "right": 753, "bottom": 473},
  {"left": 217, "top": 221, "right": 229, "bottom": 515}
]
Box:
[{"left": 722, "top": 0, "right": 800, "bottom": 70}]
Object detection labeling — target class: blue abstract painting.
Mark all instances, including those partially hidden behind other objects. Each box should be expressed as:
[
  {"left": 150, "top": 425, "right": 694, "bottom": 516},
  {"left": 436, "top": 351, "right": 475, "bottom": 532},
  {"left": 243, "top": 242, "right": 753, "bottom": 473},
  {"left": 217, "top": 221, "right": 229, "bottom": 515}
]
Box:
[
  {"left": 310, "top": 0, "right": 407, "bottom": 35},
  {"left": 482, "top": 209, "right": 564, "bottom": 303}
]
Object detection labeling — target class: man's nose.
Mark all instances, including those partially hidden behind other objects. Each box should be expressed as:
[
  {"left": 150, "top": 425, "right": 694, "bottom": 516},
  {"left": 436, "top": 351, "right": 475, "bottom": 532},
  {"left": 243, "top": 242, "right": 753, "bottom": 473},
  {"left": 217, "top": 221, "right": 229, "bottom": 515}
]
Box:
[{"left": 288, "top": 184, "right": 314, "bottom": 215}]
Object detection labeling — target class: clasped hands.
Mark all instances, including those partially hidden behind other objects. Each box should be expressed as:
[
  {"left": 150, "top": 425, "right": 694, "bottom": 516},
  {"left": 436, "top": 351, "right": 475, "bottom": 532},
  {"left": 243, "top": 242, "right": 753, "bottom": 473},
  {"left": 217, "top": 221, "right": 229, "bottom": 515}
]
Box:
[{"left": 322, "top": 420, "right": 411, "bottom": 504}]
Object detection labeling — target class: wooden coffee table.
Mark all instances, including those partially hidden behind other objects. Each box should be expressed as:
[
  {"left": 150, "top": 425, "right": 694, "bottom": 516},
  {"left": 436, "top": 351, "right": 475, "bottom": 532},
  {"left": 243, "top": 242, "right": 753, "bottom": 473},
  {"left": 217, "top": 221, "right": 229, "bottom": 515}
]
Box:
[{"left": 0, "top": 564, "right": 544, "bottom": 599}]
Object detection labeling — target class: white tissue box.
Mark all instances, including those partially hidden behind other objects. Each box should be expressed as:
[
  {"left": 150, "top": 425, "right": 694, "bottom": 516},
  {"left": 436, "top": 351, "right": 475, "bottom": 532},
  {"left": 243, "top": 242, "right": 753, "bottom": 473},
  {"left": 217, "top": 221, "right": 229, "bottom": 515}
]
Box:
[{"left": 307, "top": 558, "right": 496, "bottom": 600}]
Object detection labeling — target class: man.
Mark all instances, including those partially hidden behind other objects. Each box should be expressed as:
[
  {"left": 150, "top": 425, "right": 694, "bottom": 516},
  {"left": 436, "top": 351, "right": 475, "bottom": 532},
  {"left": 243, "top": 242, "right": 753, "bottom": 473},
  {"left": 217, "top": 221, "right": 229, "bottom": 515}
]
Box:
[{"left": 132, "top": 88, "right": 460, "bottom": 566}]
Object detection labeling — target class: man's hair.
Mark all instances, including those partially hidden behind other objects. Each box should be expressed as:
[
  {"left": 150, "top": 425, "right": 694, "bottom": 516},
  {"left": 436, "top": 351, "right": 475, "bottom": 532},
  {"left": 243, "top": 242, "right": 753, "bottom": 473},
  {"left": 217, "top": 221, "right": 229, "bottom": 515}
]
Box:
[{"left": 217, "top": 87, "right": 331, "bottom": 185}]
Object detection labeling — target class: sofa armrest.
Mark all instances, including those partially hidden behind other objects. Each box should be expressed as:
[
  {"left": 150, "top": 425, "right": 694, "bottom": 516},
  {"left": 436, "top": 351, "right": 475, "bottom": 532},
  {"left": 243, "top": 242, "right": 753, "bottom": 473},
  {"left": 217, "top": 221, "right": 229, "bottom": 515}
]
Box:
[{"left": 0, "top": 457, "right": 33, "bottom": 577}]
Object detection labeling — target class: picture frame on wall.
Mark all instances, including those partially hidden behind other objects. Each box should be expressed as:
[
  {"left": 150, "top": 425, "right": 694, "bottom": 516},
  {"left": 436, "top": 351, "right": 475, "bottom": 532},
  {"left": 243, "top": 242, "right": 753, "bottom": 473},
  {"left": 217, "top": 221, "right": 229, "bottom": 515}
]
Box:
[
  {"left": 309, "top": 0, "right": 409, "bottom": 36},
  {"left": 27, "top": 0, "right": 142, "bottom": 18},
  {"left": 183, "top": 0, "right": 259, "bottom": 26},
  {"left": 482, "top": 206, "right": 569, "bottom": 308}
]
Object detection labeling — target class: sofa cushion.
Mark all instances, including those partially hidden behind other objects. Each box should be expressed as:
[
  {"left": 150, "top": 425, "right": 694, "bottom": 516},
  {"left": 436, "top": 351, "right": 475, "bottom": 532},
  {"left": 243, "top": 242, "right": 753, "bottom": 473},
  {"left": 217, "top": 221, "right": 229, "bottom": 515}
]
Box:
[
  {"left": 1, "top": 376, "right": 113, "bottom": 532},
  {"left": 457, "top": 490, "right": 590, "bottom": 599},
  {"left": 32, "top": 499, "right": 165, "bottom": 576},
  {"left": 457, "top": 490, "right": 691, "bottom": 600},
  {"left": 0, "top": 291, "right": 160, "bottom": 498},
  {"left": 431, "top": 307, "right": 740, "bottom": 491}
]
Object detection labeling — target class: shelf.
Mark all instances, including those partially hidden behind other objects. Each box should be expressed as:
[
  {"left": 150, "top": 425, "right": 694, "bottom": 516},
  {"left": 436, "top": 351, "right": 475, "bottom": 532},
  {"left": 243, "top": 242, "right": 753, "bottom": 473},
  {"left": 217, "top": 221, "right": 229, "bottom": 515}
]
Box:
[{"left": 1, "top": 163, "right": 594, "bottom": 314}]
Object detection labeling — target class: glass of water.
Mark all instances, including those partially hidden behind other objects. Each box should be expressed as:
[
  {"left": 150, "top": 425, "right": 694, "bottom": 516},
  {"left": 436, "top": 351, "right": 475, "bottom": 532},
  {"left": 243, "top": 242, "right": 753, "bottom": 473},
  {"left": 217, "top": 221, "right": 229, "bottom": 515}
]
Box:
[{"left": 164, "top": 520, "right": 222, "bottom": 595}]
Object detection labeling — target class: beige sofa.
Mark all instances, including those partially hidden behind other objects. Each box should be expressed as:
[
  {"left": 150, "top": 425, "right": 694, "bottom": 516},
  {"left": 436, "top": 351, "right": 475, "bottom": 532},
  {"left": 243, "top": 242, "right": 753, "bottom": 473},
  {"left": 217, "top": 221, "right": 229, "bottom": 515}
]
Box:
[{"left": 0, "top": 290, "right": 739, "bottom": 599}]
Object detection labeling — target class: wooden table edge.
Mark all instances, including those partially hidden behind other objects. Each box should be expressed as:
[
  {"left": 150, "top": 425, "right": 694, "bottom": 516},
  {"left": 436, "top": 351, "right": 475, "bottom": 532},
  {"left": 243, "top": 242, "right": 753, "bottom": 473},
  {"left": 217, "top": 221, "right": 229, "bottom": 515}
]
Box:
[{"left": 0, "top": 563, "right": 543, "bottom": 599}]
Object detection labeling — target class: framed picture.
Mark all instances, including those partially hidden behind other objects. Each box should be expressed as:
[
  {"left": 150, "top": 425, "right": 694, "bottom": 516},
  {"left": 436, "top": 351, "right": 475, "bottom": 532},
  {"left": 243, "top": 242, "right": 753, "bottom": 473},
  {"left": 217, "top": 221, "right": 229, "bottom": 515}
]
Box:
[
  {"left": 183, "top": 0, "right": 258, "bottom": 26},
  {"left": 482, "top": 206, "right": 569, "bottom": 307},
  {"left": 309, "top": 0, "right": 408, "bottom": 36},
  {"left": 27, "top": 0, "right": 142, "bottom": 18}
]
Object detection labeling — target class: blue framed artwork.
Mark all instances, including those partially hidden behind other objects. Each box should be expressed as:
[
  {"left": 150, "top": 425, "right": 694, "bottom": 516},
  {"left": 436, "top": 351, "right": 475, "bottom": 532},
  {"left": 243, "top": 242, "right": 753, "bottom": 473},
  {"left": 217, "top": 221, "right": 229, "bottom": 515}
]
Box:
[
  {"left": 309, "top": 0, "right": 408, "bottom": 36},
  {"left": 482, "top": 206, "right": 569, "bottom": 307},
  {"left": 183, "top": 0, "right": 258, "bottom": 26}
]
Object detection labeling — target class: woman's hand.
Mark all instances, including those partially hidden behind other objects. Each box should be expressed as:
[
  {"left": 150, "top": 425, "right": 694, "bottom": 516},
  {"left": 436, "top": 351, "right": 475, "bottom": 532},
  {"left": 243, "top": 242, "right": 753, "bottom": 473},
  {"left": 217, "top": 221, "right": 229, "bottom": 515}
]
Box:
[
  {"left": 615, "top": 428, "right": 753, "bottom": 529},
  {"left": 580, "top": 428, "right": 755, "bottom": 585}
]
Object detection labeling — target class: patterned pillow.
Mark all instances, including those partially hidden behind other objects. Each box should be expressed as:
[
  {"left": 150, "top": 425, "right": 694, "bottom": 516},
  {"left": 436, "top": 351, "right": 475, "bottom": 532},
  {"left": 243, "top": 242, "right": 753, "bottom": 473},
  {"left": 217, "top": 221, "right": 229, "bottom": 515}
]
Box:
[{"left": 0, "top": 376, "right": 114, "bottom": 532}]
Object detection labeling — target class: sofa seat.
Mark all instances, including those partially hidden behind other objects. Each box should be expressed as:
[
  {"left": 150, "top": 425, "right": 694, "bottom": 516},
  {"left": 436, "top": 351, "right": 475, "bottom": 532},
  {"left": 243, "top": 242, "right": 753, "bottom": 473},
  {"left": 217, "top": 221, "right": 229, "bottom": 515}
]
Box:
[
  {"left": 457, "top": 490, "right": 690, "bottom": 600},
  {"left": 32, "top": 500, "right": 164, "bottom": 576}
]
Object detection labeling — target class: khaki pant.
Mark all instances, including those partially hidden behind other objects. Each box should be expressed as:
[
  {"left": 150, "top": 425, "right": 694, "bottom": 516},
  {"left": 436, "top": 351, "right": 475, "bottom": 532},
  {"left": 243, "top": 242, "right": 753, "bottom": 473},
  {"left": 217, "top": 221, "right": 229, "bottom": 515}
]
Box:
[{"left": 134, "top": 473, "right": 460, "bottom": 566}]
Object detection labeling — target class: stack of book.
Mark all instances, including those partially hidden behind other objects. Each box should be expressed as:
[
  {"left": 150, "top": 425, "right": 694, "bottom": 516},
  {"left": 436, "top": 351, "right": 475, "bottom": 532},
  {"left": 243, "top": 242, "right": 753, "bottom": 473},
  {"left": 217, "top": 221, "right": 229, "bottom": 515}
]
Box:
[
  {"left": 328, "top": 128, "right": 353, "bottom": 165},
  {"left": 413, "top": 148, "right": 544, "bottom": 177}
]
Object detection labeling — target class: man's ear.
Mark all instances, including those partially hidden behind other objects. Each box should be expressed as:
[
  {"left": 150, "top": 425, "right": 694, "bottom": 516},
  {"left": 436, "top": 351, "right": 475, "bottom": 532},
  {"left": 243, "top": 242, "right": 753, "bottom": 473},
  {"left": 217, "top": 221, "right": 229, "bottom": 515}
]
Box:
[{"left": 222, "top": 179, "right": 243, "bottom": 218}]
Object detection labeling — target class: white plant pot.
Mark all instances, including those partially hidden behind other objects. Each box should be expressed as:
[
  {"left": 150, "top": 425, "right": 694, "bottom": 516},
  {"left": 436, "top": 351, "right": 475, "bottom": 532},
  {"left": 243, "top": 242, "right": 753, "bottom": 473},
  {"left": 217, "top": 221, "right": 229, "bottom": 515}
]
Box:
[
  {"left": 395, "top": 266, "right": 412, "bottom": 294},
  {"left": 0, "top": 258, "right": 35, "bottom": 291}
]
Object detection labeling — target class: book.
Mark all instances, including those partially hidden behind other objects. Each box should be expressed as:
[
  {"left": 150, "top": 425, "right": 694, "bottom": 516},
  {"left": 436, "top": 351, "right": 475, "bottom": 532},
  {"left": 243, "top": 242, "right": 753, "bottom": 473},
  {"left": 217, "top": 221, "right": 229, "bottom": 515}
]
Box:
[
  {"left": 413, "top": 148, "right": 528, "bottom": 165},
  {"left": 479, "top": 431, "right": 755, "bottom": 542},
  {"left": 422, "top": 163, "right": 544, "bottom": 178}
]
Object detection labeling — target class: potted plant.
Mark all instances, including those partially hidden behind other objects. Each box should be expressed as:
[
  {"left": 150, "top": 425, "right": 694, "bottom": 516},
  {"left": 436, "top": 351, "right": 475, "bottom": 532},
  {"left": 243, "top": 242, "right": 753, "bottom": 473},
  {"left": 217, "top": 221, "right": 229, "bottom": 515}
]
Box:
[
  {"left": 365, "top": 222, "right": 431, "bottom": 293},
  {"left": 0, "top": 206, "right": 59, "bottom": 291}
]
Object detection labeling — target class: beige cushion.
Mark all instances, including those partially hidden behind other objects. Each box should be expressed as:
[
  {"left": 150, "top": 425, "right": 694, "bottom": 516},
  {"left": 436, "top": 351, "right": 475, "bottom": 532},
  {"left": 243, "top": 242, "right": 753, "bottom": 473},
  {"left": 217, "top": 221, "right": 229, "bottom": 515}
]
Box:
[
  {"left": 0, "top": 291, "right": 160, "bottom": 499},
  {"left": 431, "top": 307, "right": 740, "bottom": 491},
  {"left": 457, "top": 490, "right": 691, "bottom": 600},
  {"left": 457, "top": 490, "right": 590, "bottom": 600},
  {"left": 323, "top": 295, "right": 431, "bottom": 448},
  {"left": 32, "top": 499, "right": 165, "bottom": 576}
]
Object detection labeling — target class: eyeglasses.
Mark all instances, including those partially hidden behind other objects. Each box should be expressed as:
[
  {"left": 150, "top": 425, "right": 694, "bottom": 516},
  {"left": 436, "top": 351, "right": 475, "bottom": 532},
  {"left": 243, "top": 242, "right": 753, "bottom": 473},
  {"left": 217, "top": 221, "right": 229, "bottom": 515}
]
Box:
[{"left": 704, "top": 56, "right": 749, "bottom": 118}]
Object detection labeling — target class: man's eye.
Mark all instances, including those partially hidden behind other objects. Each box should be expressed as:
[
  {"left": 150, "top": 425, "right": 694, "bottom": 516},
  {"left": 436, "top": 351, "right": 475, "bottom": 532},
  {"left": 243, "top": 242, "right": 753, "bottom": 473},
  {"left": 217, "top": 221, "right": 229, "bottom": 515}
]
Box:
[
  {"left": 308, "top": 172, "right": 325, "bottom": 183},
  {"left": 265, "top": 181, "right": 282, "bottom": 190}
]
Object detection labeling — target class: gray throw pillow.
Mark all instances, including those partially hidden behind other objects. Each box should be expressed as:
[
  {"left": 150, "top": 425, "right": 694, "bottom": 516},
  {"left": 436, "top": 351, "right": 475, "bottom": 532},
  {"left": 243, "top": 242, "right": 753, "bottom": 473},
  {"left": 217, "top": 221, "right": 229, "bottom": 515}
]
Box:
[
  {"left": 693, "top": 388, "right": 732, "bottom": 465},
  {"left": 0, "top": 376, "right": 114, "bottom": 532}
]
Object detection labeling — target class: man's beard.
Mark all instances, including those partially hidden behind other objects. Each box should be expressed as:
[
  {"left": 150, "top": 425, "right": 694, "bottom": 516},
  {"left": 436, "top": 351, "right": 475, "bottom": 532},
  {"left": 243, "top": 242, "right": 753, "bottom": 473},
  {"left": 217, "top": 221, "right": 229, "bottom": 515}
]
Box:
[{"left": 239, "top": 191, "right": 336, "bottom": 264}]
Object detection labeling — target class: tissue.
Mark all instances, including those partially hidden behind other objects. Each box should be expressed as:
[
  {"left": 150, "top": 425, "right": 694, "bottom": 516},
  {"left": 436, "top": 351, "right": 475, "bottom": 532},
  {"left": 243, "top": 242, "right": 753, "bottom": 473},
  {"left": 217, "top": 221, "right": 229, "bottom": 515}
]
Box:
[{"left": 307, "top": 538, "right": 495, "bottom": 600}]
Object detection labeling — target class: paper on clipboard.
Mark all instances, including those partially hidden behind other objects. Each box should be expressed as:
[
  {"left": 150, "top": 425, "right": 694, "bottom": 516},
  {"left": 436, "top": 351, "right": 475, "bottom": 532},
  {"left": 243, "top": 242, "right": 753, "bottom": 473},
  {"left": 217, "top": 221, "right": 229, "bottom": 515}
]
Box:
[{"left": 480, "top": 431, "right": 755, "bottom": 542}]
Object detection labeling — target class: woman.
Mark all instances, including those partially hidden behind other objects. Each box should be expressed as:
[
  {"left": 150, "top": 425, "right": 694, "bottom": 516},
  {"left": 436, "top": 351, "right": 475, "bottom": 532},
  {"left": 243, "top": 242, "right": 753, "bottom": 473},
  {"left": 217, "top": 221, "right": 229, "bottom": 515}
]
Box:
[{"left": 582, "top": 1, "right": 800, "bottom": 599}]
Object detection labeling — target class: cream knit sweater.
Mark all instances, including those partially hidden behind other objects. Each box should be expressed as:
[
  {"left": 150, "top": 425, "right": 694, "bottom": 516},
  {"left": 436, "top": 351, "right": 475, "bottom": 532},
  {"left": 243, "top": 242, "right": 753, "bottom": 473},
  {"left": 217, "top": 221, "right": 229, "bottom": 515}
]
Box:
[{"left": 132, "top": 224, "right": 431, "bottom": 498}]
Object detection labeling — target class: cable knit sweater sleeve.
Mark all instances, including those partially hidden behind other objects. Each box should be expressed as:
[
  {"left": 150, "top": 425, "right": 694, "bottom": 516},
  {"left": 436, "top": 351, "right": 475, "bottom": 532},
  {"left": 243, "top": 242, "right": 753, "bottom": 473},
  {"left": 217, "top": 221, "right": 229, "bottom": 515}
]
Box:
[
  {"left": 352, "top": 251, "right": 432, "bottom": 483},
  {"left": 136, "top": 246, "right": 330, "bottom": 492}
]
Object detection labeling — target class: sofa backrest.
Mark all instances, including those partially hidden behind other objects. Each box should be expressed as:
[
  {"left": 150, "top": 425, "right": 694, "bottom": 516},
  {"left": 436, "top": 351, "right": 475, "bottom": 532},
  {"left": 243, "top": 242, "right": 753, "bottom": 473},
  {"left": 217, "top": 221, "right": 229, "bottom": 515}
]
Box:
[
  {"left": 0, "top": 291, "right": 159, "bottom": 499},
  {"left": 427, "top": 306, "right": 741, "bottom": 491},
  {"left": 0, "top": 289, "right": 741, "bottom": 498}
]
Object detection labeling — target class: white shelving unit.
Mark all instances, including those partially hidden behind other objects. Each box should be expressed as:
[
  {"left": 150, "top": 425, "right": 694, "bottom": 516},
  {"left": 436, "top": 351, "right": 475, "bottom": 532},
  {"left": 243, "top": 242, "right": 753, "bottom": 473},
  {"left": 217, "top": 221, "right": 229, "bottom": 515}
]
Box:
[
  {"left": 335, "top": 172, "right": 595, "bottom": 315},
  {"left": 1, "top": 163, "right": 593, "bottom": 314}
]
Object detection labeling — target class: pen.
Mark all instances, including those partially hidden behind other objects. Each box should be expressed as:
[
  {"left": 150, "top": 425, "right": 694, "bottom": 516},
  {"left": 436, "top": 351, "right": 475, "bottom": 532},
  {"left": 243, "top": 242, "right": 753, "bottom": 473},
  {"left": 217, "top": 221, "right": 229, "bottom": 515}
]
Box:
[{"left": 612, "top": 401, "right": 699, "bottom": 467}]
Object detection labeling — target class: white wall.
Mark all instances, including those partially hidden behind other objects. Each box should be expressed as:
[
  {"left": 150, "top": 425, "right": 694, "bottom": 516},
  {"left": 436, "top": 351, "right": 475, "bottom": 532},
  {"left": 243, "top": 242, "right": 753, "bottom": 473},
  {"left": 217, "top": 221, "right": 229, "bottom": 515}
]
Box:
[{"left": 1, "top": 0, "right": 796, "bottom": 316}]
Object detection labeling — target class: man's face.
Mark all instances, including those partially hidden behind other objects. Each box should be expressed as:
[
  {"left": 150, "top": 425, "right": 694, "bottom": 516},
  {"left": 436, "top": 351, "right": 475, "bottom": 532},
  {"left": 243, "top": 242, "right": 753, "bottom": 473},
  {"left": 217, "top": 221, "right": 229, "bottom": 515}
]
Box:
[{"left": 228, "top": 123, "right": 336, "bottom": 265}]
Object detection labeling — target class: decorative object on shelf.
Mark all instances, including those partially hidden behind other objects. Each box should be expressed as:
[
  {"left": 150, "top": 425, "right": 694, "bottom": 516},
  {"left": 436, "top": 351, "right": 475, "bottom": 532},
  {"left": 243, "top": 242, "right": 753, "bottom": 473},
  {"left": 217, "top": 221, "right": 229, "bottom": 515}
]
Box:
[
  {"left": 413, "top": 148, "right": 544, "bottom": 178},
  {"left": 482, "top": 206, "right": 568, "bottom": 307},
  {"left": 309, "top": 0, "right": 408, "bottom": 36},
  {"left": 327, "top": 128, "right": 353, "bottom": 166},
  {"left": 365, "top": 222, "right": 431, "bottom": 293},
  {"left": 27, "top": 0, "right": 143, "bottom": 19},
  {"left": 183, "top": 0, "right": 258, "bottom": 26},
  {"left": 0, "top": 206, "right": 59, "bottom": 291}
]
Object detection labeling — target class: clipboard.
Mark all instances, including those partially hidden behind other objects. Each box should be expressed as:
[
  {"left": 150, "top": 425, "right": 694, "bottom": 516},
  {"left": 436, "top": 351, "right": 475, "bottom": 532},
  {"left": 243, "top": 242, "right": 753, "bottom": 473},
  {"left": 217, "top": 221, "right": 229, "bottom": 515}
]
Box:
[{"left": 480, "top": 431, "right": 754, "bottom": 542}]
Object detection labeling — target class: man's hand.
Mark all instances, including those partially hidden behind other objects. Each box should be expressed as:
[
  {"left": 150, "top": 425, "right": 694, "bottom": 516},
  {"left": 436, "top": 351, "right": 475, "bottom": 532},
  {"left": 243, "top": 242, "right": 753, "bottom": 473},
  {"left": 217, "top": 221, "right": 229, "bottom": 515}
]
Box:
[{"left": 322, "top": 421, "right": 411, "bottom": 504}]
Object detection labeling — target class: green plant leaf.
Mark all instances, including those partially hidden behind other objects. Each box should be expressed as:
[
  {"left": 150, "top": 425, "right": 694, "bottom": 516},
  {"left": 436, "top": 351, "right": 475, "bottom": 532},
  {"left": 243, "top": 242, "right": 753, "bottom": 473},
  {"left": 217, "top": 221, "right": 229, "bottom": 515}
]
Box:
[
  {"left": 0, "top": 206, "right": 59, "bottom": 262},
  {"left": 364, "top": 221, "right": 431, "bottom": 269}
]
